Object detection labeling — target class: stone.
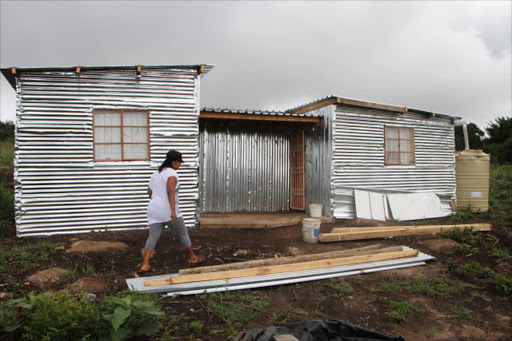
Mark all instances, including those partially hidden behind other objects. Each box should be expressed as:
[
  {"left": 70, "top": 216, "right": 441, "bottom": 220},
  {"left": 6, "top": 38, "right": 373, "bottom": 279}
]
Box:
[
  {"left": 286, "top": 246, "right": 302, "bottom": 256},
  {"left": 68, "top": 277, "right": 108, "bottom": 294},
  {"left": 65, "top": 240, "right": 129, "bottom": 253},
  {"left": 418, "top": 238, "right": 459, "bottom": 254},
  {"left": 25, "top": 267, "right": 68, "bottom": 288},
  {"left": 233, "top": 249, "right": 248, "bottom": 257}
]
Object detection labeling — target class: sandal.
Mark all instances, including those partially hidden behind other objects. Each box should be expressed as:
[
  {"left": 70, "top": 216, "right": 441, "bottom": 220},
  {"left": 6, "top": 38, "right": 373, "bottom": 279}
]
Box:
[{"left": 188, "top": 255, "right": 206, "bottom": 267}]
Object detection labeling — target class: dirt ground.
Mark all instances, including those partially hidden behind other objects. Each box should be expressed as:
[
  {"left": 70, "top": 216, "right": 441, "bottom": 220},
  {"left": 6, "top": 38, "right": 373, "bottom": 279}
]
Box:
[{"left": 2, "top": 215, "right": 512, "bottom": 340}]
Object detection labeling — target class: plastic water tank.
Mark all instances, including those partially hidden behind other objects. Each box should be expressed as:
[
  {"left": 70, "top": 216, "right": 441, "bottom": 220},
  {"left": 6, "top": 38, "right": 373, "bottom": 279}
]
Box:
[{"left": 455, "top": 150, "right": 490, "bottom": 212}]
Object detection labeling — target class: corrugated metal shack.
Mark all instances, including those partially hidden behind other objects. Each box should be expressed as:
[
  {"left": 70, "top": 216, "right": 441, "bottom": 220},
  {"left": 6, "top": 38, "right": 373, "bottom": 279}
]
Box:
[
  {"left": 1, "top": 64, "right": 213, "bottom": 237},
  {"left": 2, "top": 63, "right": 459, "bottom": 236},
  {"left": 200, "top": 96, "right": 459, "bottom": 219}
]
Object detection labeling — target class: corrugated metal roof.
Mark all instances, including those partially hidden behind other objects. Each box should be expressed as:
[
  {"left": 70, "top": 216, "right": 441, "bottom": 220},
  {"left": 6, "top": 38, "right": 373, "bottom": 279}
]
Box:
[
  {"left": 1, "top": 64, "right": 215, "bottom": 89},
  {"left": 201, "top": 107, "right": 323, "bottom": 117},
  {"left": 286, "top": 95, "right": 461, "bottom": 120}
]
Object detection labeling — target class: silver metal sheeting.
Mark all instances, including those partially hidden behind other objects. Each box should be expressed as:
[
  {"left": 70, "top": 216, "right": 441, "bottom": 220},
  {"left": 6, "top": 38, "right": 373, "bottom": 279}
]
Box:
[
  {"left": 331, "top": 105, "right": 456, "bottom": 218},
  {"left": 14, "top": 68, "right": 201, "bottom": 237},
  {"left": 125, "top": 247, "right": 434, "bottom": 295},
  {"left": 199, "top": 120, "right": 291, "bottom": 213}
]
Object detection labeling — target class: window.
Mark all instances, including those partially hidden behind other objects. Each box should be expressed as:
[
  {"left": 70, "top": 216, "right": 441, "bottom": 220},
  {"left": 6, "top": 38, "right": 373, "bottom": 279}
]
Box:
[
  {"left": 384, "top": 126, "right": 415, "bottom": 165},
  {"left": 93, "top": 109, "right": 149, "bottom": 161}
]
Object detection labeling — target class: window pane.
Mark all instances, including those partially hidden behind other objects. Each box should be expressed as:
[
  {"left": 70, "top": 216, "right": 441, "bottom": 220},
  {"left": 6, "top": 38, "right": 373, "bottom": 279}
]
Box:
[
  {"left": 124, "top": 144, "right": 148, "bottom": 160},
  {"left": 400, "top": 140, "right": 413, "bottom": 153},
  {"left": 95, "top": 111, "right": 121, "bottom": 126},
  {"left": 401, "top": 152, "right": 413, "bottom": 165},
  {"left": 386, "top": 140, "right": 399, "bottom": 152},
  {"left": 123, "top": 111, "right": 148, "bottom": 126},
  {"left": 96, "top": 144, "right": 122, "bottom": 161},
  {"left": 400, "top": 127, "right": 413, "bottom": 139},
  {"left": 123, "top": 127, "right": 148, "bottom": 143},
  {"left": 386, "top": 152, "right": 400, "bottom": 164},
  {"left": 94, "top": 127, "right": 121, "bottom": 143},
  {"left": 386, "top": 127, "right": 399, "bottom": 138}
]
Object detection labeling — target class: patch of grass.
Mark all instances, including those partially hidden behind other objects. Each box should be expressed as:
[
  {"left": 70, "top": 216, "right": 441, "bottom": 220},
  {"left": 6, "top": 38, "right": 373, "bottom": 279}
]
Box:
[
  {"left": 488, "top": 247, "right": 511, "bottom": 260},
  {"left": 272, "top": 306, "right": 294, "bottom": 325},
  {"left": 447, "top": 305, "right": 473, "bottom": 319},
  {"left": 378, "top": 277, "right": 458, "bottom": 298},
  {"left": 448, "top": 259, "right": 512, "bottom": 299},
  {"left": 441, "top": 227, "right": 482, "bottom": 247},
  {"left": 201, "top": 291, "right": 269, "bottom": 331},
  {"left": 0, "top": 241, "right": 60, "bottom": 275},
  {"left": 448, "top": 260, "right": 494, "bottom": 279},
  {"left": 494, "top": 274, "right": 512, "bottom": 299},
  {"left": 464, "top": 291, "right": 487, "bottom": 303},
  {"left": 387, "top": 300, "right": 416, "bottom": 323},
  {"left": 456, "top": 243, "right": 479, "bottom": 255},
  {"left": 82, "top": 263, "right": 96, "bottom": 277},
  {"left": 452, "top": 206, "right": 477, "bottom": 221},
  {"left": 489, "top": 165, "right": 512, "bottom": 232},
  {"left": 318, "top": 279, "right": 352, "bottom": 299}
]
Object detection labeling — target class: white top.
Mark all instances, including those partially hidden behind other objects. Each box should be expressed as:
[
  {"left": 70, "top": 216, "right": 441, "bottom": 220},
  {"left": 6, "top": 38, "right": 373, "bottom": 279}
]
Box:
[{"left": 147, "top": 168, "right": 182, "bottom": 224}]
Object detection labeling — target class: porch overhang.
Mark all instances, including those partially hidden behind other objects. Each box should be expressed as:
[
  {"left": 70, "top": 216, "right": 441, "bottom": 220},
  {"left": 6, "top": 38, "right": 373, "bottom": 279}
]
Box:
[{"left": 200, "top": 109, "right": 322, "bottom": 124}]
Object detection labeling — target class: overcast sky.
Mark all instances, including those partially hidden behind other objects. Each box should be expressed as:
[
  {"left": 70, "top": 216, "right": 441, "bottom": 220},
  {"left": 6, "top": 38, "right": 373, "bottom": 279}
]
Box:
[{"left": 1, "top": 1, "right": 510, "bottom": 130}]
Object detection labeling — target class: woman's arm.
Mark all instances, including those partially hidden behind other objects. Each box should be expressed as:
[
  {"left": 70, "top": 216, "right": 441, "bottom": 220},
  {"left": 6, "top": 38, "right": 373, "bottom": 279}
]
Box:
[{"left": 167, "top": 176, "right": 177, "bottom": 221}]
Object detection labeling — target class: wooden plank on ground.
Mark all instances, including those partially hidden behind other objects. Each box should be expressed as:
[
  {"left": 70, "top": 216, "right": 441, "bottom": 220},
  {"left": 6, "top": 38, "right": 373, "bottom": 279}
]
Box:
[
  {"left": 321, "top": 224, "right": 492, "bottom": 242},
  {"left": 330, "top": 223, "right": 491, "bottom": 234},
  {"left": 144, "top": 249, "right": 419, "bottom": 287},
  {"left": 179, "top": 245, "right": 402, "bottom": 275}
]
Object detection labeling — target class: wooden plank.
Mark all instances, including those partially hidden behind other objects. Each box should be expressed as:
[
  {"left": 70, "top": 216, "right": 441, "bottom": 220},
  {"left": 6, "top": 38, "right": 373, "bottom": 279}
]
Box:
[
  {"left": 200, "top": 111, "right": 322, "bottom": 124},
  {"left": 289, "top": 97, "right": 338, "bottom": 116},
  {"left": 331, "top": 223, "right": 492, "bottom": 234},
  {"left": 144, "top": 249, "right": 419, "bottom": 287},
  {"left": 320, "top": 224, "right": 492, "bottom": 242},
  {"left": 179, "top": 245, "right": 402, "bottom": 275},
  {"left": 337, "top": 97, "right": 407, "bottom": 113}
]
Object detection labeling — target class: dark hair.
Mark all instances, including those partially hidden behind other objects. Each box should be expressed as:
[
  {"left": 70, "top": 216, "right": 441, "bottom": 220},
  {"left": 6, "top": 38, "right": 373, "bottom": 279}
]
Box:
[
  {"left": 158, "top": 150, "right": 183, "bottom": 172},
  {"left": 158, "top": 158, "right": 173, "bottom": 173}
]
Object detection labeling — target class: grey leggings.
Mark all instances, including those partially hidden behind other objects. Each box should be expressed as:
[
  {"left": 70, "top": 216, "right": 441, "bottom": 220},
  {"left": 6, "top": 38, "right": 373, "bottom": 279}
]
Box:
[{"left": 144, "top": 217, "right": 191, "bottom": 250}]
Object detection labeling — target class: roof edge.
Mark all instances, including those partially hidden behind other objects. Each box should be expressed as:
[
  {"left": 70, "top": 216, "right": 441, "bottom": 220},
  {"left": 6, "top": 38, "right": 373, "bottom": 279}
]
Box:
[
  {"left": 287, "top": 95, "right": 459, "bottom": 120},
  {"left": 0, "top": 64, "right": 214, "bottom": 89}
]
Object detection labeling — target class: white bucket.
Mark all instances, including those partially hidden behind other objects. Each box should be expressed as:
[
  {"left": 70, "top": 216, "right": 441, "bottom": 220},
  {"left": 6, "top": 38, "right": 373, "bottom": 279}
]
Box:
[
  {"left": 309, "top": 204, "right": 323, "bottom": 218},
  {"left": 302, "top": 218, "right": 321, "bottom": 243}
]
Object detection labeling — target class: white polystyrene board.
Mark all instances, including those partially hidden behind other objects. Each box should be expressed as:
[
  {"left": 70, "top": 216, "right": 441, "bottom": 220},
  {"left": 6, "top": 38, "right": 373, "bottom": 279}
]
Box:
[
  {"left": 354, "top": 190, "right": 389, "bottom": 221},
  {"left": 386, "top": 192, "right": 444, "bottom": 221}
]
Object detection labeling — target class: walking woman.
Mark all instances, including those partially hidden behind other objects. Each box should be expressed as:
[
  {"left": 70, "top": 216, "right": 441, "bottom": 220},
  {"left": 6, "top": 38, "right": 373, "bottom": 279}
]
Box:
[{"left": 140, "top": 150, "right": 205, "bottom": 273}]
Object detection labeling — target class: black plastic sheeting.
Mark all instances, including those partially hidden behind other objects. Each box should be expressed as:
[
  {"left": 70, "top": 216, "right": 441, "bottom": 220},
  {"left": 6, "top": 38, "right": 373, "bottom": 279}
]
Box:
[{"left": 233, "top": 320, "right": 405, "bottom": 341}]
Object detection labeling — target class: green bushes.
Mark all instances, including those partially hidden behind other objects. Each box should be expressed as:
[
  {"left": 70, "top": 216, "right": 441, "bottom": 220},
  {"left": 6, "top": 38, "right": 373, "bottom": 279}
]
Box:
[{"left": 0, "top": 291, "right": 164, "bottom": 341}]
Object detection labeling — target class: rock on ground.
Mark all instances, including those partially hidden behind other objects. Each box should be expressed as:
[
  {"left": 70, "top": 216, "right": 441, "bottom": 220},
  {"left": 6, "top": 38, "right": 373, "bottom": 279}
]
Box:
[
  {"left": 65, "top": 240, "right": 129, "bottom": 253},
  {"left": 68, "top": 277, "right": 108, "bottom": 294},
  {"left": 25, "top": 267, "right": 68, "bottom": 288},
  {"left": 418, "top": 238, "right": 460, "bottom": 254}
]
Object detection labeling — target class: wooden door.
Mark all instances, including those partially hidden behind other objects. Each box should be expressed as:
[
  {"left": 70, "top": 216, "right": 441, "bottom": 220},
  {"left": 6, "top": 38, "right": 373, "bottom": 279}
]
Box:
[{"left": 290, "top": 131, "right": 305, "bottom": 210}]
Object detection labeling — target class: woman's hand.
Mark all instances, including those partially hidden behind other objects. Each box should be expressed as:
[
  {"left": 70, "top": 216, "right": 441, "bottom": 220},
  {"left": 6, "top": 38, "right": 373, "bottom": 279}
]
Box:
[{"left": 171, "top": 212, "right": 177, "bottom": 222}]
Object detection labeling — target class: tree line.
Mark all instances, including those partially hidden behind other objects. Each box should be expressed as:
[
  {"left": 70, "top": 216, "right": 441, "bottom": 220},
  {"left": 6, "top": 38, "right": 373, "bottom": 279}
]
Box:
[{"left": 455, "top": 116, "right": 511, "bottom": 164}]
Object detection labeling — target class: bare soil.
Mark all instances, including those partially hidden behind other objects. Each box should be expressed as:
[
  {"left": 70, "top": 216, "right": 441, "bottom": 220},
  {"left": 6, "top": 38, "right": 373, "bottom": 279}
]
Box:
[{"left": 1, "top": 216, "right": 512, "bottom": 340}]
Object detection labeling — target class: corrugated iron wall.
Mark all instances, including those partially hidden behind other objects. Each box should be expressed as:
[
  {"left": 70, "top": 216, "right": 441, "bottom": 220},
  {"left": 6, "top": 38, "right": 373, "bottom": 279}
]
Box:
[
  {"left": 304, "top": 105, "right": 334, "bottom": 217},
  {"left": 331, "top": 105, "right": 456, "bottom": 218},
  {"left": 14, "top": 68, "right": 200, "bottom": 236},
  {"left": 199, "top": 120, "right": 290, "bottom": 212}
]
